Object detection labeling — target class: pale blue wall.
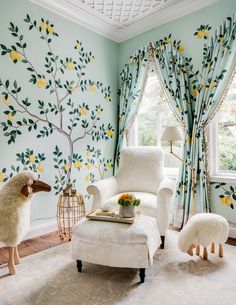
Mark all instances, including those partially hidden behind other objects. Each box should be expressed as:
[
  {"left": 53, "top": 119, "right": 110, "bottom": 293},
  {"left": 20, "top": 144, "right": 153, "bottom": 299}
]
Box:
[
  {"left": 0, "top": 0, "right": 236, "bottom": 226},
  {"left": 0, "top": 0, "right": 119, "bottom": 224}
]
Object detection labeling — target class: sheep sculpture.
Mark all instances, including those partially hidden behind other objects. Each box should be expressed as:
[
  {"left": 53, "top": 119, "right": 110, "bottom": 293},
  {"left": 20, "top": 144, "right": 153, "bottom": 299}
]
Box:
[
  {"left": 178, "top": 213, "right": 229, "bottom": 260},
  {"left": 0, "top": 172, "right": 51, "bottom": 275}
]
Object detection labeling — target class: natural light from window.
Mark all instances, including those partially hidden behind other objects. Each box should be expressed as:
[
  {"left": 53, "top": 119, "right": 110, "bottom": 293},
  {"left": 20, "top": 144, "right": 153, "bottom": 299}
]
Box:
[
  {"left": 218, "top": 72, "right": 236, "bottom": 173},
  {"left": 129, "top": 65, "right": 181, "bottom": 169}
]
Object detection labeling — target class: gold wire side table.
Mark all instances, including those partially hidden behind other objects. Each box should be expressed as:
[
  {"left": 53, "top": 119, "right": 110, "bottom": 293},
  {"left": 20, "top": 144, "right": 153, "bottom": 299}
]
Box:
[{"left": 57, "top": 193, "right": 85, "bottom": 242}]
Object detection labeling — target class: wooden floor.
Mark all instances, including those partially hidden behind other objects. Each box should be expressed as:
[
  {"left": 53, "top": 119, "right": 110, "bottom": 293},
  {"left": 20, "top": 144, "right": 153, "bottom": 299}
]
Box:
[
  {"left": 0, "top": 231, "right": 64, "bottom": 265},
  {"left": 0, "top": 232, "right": 235, "bottom": 266}
]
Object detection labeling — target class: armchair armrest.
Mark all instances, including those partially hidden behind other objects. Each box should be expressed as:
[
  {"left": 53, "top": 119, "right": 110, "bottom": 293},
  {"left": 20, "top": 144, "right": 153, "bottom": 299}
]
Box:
[
  {"left": 157, "top": 177, "right": 174, "bottom": 199},
  {"left": 156, "top": 177, "right": 175, "bottom": 236},
  {"left": 87, "top": 176, "right": 119, "bottom": 210}
]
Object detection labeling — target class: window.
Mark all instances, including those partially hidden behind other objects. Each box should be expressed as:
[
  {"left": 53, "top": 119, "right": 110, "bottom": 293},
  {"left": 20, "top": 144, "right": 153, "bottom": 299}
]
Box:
[
  {"left": 128, "top": 64, "right": 181, "bottom": 170},
  {"left": 208, "top": 71, "right": 236, "bottom": 180}
]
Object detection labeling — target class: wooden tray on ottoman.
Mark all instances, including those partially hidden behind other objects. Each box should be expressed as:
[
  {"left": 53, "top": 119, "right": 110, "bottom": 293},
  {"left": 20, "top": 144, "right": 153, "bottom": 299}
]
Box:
[{"left": 86, "top": 209, "right": 136, "bottom": 224}]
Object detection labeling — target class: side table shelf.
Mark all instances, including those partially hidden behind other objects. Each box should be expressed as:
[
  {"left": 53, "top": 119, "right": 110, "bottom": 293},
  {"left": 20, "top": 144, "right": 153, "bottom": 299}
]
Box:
[{"left": 57, "top": 193, "right": 85, "bottom": 241}]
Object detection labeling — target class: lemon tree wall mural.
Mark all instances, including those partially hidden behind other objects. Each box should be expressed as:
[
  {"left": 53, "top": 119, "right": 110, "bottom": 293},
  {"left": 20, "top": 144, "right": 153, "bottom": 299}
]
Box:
[
  {"left": 0, "top": 148, "right": 46, "bottom": 182},
  {"left": 0, "top": 14, "right": 115, "bottom": 195}
]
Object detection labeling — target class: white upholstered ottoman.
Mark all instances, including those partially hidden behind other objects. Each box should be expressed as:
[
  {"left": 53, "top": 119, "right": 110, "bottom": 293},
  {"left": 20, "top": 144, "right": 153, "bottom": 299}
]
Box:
[{"left": 72, "top": 215, "right": 161, "bottom": 283}]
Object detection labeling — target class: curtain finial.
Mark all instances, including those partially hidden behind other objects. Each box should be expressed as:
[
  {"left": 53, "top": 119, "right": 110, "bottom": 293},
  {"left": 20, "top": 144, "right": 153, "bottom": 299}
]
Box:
[{"left": 148, "top": 42, "right": 154, "bottom": 61}]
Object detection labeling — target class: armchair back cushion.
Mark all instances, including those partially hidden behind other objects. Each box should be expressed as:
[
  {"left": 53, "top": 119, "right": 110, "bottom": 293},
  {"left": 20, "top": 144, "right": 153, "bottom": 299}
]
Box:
[{"left": 115, "top": 146, "right": 165, "bottom": 194}]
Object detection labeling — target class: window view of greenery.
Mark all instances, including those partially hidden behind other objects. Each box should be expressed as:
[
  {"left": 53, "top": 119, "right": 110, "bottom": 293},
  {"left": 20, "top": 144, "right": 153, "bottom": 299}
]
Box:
[
  {"left": 135, "top": 66, "right": 182, "bottom": 168},
  {"left": 218, "top": 75, "right": 236, "bottom": 172}
]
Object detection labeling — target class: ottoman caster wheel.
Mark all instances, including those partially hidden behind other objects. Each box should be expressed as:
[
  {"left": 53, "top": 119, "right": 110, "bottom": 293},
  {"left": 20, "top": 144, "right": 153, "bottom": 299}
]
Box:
[
  {"left": 139, "top": 268, "right": 146, "bottom": 283},
  {"left": 77, "top": 260, "right": 82, "bottom": 272}
]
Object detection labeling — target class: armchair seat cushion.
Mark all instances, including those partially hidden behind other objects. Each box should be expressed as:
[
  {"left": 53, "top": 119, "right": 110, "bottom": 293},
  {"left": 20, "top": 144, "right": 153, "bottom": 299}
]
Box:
[{"left": 102, "top": 192, "right": 157, "bottom": 218}]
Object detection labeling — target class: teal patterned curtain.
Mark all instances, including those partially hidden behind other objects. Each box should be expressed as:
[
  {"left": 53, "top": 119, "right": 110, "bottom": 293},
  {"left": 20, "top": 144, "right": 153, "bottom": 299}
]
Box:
[
  {"left": 152, "top": 15, "right": 236, "bottom": 228},
  {"left": 115, "top": 46, "right": 148, "bottom": 168},
  {"left": 151, "top": 40, "right": 195, "bottom": 228},
  {"left": 115, "top": 15, "right": 236, "bottom": 228},
  {"left": 189, "top": 15, "right": 236, "bottom": 222}
]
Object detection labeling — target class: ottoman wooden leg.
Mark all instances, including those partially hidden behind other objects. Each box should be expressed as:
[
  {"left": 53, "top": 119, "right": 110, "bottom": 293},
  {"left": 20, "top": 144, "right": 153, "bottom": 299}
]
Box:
[
  {"left": 139, "top": 268, "right": 146, "bottom": 283},
  {"left": 77, "top": 260, "right": 82, "bottom": 272},
  {"left": 160, "top": 236, "right": 165, "bottom": 249}
]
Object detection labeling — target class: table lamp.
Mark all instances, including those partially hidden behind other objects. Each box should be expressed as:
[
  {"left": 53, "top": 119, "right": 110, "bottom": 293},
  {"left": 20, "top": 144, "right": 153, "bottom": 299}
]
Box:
[{"left": 160, "top": 126, "right": 183, "bottom": 161}]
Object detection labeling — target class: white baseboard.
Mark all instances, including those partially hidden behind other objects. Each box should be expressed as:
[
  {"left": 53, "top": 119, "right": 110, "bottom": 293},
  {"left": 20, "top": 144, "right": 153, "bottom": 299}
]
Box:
[{"left": 0, "top": 220, "right": 57, "bottom": 248}]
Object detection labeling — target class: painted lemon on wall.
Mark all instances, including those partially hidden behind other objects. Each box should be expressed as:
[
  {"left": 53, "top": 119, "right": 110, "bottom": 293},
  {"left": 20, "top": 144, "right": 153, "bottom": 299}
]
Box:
[
  {"left": 197, "top": 31, "right": 203, "bottom": 39},
  {"left": 220, "top": 196, "right": 232, "bottom": 207},
  {"left": 3, "top": 96, "right": 10, "bottom": 105},
  {"left": 64, "top": 164, "right": 71, "bottom": 172},
  {"left": 7, "top": 112, "right": 15, "bottom": 121},
  {"left": 29, "top": 154, "right": 36, "bottom": 163},
  {"left": 40, "top": 21, "right": 47, "bottom": 29},
  {"left": 203, "top": 30, "right": 209, "bottom": 37},
  {"left": 107, "top": 129, "right": 114, "bottom": 138},
  {"left": 178, "top": 45, "right": 185, "bottom": 53},
  {"left": 47, "top": 25, "right": 54, "bottom": 33},
  {"left": 86, "top": 162, "right": 91, "bottom": 170},
  {"left": 37, "top": 78, "right": 46, "bottom": 88},
  {"left": 75, "top": 41, "right": 81, "bottom": 50},
  {"left": 0, "top": 172, "right": 5, "bottom": 182},
  {"left": 74, "top": 161, "right": 82, "bottom": 169},
  {"left": 10, "top": 50, "right": 22, "bottom": 62},
  {"left": 37, "top": 164, "right": 44, "bottom": 173},
  {"left": 88, "top": 84, "right": 96, "bottom": 93},
  {"left": 69, "top": 84, "right": 77, "bottom": 92},
  {"left": 107, "top": 162, "right": 113, "bottom": 169},
  {"left": 80, "top": 108, "right": 88, "bottom": 116},
  {"left": 193, "top": 88, "right": 199, "bottom": 97},
  {"left": 66, "top": 62, "right": 75, "bottom": 71}
]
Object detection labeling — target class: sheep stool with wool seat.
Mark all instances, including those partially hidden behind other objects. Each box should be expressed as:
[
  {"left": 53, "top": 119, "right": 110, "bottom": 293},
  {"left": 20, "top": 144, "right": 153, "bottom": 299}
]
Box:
[
  {"left": 0, "top": 172, "right": 51, "bottom": 275},
  {"left": 178, "top": 213, "right": 229, "bottom": 260}
]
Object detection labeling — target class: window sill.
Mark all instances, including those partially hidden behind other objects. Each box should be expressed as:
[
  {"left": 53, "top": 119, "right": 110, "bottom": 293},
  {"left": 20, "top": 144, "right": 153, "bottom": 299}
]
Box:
[{"left": 210, "top": 175, "right": 236, "bottom": 184}]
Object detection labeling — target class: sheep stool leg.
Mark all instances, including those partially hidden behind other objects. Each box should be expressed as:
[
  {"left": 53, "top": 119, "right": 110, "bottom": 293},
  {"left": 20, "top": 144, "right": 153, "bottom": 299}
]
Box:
[
  {"left": 210, "top": 242, "right": 215, "bottom": 253},
  {"left": 203, "top": 247, "right": 208, "bottom": 260},
  {"left": 219, "top": 244, "right": 224, "bottom": 258},
  {"left": 8, "top": 247, "right": 16, "bottom": 275},
  {"left": 14, "top": 246, "right": 20, "bottom": 265},
  {"left": 196, "top": 245, "right": 200, "bottom": 256}
]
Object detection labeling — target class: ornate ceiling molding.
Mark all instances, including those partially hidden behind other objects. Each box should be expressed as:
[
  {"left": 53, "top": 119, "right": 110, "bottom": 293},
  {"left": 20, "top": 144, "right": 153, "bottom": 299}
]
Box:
[{"left": 31, "top": 0, "right": 219, "bottom": 42}]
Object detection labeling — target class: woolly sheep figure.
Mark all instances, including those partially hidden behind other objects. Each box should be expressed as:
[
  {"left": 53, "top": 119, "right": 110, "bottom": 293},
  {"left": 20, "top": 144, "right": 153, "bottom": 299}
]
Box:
[
  {"left": 178, "top": 213, "right": 229, "bottom": 260},
  {"left": 0, "top": 171, "right": 51, "bottom": 275}
]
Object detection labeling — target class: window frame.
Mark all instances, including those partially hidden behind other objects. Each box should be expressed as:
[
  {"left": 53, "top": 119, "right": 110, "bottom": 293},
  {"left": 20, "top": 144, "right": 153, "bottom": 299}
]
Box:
[
  {"left": 127, "top": 92, "right": 180, "bottom": 177},
  {"left": 208, "top": 114, "right": 236, "bottom": 183}
]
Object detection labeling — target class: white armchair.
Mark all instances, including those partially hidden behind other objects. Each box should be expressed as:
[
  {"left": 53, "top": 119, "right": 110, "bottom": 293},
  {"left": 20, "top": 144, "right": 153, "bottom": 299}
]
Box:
[{"left": 87, "top": 146, "right": 174, "bottom": 248}]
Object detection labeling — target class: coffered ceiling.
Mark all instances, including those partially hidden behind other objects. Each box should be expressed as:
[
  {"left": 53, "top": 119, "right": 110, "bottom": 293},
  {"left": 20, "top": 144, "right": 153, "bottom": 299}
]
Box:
[{"left": 31, "top": 0, "right": 218, "bottom": 42}]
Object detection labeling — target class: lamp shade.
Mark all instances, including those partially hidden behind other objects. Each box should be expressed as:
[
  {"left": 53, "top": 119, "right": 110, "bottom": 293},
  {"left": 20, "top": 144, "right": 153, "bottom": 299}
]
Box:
[{"left": 161, "top": 126, "right": 183, "bottom": 141}]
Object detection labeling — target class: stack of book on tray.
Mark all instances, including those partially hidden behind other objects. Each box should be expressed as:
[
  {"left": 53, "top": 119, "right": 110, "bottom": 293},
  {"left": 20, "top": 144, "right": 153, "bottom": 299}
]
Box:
[{"left": 86, "top": 208, "right": 136, "bottom": 224}]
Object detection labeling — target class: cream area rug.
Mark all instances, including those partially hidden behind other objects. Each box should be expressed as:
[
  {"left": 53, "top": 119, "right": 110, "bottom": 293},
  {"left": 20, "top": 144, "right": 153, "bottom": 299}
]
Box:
[{"left": 0, "top": 230, "right": 236, "bottom": 305}]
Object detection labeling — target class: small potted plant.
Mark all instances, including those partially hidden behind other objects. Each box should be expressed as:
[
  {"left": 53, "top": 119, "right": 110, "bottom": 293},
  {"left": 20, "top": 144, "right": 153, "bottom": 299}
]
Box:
[{"left": 117, "top": 193, "right": 140, "bottom": 218}]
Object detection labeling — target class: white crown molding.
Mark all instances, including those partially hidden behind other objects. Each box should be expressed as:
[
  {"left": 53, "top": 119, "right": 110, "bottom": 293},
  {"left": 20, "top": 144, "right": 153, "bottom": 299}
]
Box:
[
  {"left": 31, "top": 0, "right": 219, "bottom": 42},
  {"left": 117, "top": 0, "right": 219, "bottom": 42}
]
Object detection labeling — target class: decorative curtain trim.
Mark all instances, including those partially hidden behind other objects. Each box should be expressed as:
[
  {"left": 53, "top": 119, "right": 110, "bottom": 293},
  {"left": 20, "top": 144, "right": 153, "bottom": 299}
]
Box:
[
  {"left": 206, "top": 63, "right": 236, "bottom": 125},
  {"left": 203, "top": 125, "right": 211, "bottom": 212}
]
